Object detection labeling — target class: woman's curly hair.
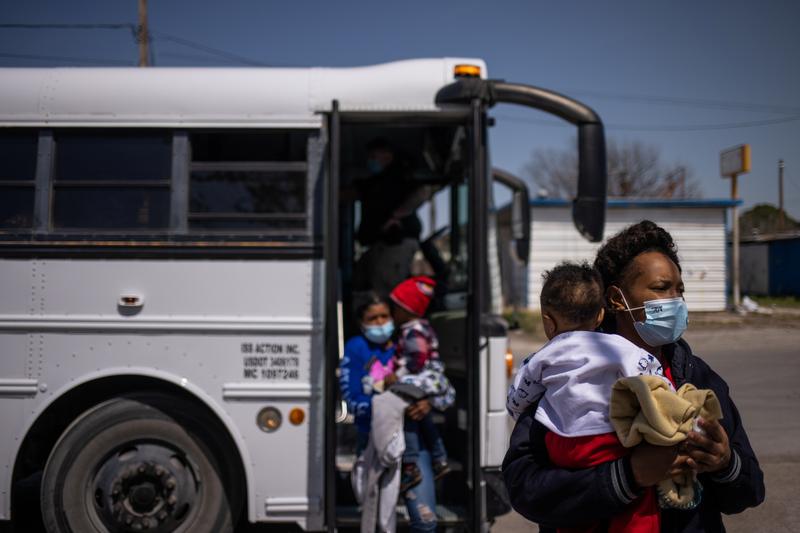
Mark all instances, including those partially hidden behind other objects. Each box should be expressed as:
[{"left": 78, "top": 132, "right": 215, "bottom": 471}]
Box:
[
  {"left": 593, "top": 220, "right": 681, "bottom": 332},
  {"left": 594, "top": 220, "right": 681, "bottom": 294}
]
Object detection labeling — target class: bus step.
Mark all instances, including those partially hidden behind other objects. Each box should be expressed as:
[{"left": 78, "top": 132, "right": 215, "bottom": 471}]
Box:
[
  {"left": 335, "top": 503, "right": 466, "bottom": 526},
  {"left": 335, "top": 454, "right": 463, "bottom": 474}
]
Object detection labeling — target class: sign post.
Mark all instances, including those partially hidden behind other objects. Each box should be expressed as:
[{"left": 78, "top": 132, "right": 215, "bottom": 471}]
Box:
[{"left": 720, "top": 144, "right": 750, "bottom": 310}]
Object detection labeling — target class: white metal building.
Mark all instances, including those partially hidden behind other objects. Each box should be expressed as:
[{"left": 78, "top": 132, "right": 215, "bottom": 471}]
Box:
[{"left": 515, "top": 198, "right": 740, "bottom": 312}]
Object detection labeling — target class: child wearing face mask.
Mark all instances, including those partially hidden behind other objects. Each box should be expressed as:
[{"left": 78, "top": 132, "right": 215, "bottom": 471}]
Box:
[
  {"left": 339, "top": 293, "right": 397, "bottom": 453},
  {"left": 507, "top": 262, "right": 670, "bottom": 533},
  {"left": 389, "top": 276, "right": 453, "bottom": 493}
]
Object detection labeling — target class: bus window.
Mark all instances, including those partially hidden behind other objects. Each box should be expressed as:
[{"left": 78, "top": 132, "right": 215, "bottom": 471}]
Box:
[
  {"left": 188, "top": 131, "right": 310, "bottom": 233},
  {"left": 51, "top": 130, "right": 171, "bottom": 230},
  {"left": 0, "top": 130, "right": 37, "bottom": 229},
  {"left": 190, "top": 131, "right": 308, "bottom": 162}
]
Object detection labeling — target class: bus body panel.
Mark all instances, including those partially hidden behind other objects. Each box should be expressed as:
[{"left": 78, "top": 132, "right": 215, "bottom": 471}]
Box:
[
  {"left": 0, "top": 257, "right": 326, "bottom": 526},
  {"left": 0, "top": 58, "right": 486, "bottom": 128}
]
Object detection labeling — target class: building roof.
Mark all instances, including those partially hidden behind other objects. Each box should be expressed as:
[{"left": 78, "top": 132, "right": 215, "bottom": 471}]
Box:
[
  {"left": 530, "top": 198, "right": 742, "bottom": 208},
  {"left": 0, "top": 58, "right": 486, "bottom": 128}
]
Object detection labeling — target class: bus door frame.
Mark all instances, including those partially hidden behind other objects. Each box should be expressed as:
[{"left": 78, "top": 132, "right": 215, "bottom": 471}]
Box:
[
  {"left": 324, "top": 100, "right": 341, "bottom": 532},
  {"left": 467, "top": 97, "right": 489, "bottom": 532}
]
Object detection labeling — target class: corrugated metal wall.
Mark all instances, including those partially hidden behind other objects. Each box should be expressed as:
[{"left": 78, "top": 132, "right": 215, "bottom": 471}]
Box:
[
  {"left": 769, "top": 238, "right": 800, "bottom": 296},
  {"left": 741, "top": 243, "right": 769, "bottom": 295},
  {"left": 526, "top": 207, "right": 729, "bottom": 312}
]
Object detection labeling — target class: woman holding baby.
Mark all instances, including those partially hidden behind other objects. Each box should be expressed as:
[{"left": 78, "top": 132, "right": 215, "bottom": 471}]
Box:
[{"left": 503, "top": 220, "right": 764, "bottom": 532}]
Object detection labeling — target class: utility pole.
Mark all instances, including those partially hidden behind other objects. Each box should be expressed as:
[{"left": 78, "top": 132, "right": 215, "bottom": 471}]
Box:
[
  {"left": 138, "top": 0, "right": 149, "bottom": 67},
  {"left": 720, "top": 144, "right": 750, "bottom": 311},
  {"left": 730, "top": 173, "right": 741, "bottom": 308},
  {"left": 778, "top": 159, "right": 785, "bottom": 231}
]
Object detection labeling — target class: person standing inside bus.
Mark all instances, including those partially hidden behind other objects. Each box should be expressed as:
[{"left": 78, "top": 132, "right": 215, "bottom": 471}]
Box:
[
  {"left": 339, "top": 292, "right": 440, "bottom": 532},
  {"left": 353, "top": 138, "right": 433, "bottom": 296}
]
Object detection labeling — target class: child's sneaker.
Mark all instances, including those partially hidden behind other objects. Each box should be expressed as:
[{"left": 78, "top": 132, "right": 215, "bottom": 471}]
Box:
[
  {"left": 400, "top": 463, "right": 423, "bottom": 492},
  {"left": 432, "top": 458, "right": 451, "bottom": 481}
]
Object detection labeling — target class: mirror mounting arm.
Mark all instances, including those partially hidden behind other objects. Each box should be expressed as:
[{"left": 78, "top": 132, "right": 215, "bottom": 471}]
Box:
[{"left": 436, "top": 80, "right": 607, "bottom": 242}]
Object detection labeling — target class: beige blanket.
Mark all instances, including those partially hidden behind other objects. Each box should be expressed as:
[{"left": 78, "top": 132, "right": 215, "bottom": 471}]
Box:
[{"left": 610, "top": 375, "right": 723, "bottom": 509}]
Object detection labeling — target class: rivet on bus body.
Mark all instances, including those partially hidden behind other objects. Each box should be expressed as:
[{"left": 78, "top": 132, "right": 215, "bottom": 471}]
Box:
[{"left": 38, "top": 383, "right": 47, "bottom": 393}]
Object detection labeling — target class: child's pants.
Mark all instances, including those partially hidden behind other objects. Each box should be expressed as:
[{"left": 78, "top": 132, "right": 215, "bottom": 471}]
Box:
[{"left": 403, "top": 412, "right": 447, "bottom": 464}]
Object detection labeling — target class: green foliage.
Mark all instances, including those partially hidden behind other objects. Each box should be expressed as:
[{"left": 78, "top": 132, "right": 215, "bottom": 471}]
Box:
[
  {"left": 739, "top": 203, "right": 799, "bottom": 237},
  {"left": 503, "top": 308, "right": 542, "bottom": 335},
  {"left": 750, "top": 295, "right": 800, "bottom": 309}
]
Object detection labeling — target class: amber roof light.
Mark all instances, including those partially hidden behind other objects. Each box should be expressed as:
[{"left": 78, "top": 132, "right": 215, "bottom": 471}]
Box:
[{"left": 454, "top": 64, "right": 481, "bottom": 78}]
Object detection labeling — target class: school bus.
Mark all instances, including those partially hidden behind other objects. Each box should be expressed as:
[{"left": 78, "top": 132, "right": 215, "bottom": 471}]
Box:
[{"left": 0, "top": 58, "right": 606, "bottom": 531}]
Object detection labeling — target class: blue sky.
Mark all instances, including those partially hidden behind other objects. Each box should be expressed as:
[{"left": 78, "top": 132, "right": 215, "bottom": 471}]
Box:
[{"left": 3, "top": 0, "right": 799, "bottom": 218}]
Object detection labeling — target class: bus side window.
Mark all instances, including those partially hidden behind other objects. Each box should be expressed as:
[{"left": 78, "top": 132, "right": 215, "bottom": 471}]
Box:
[
  {"left": 51, "top": 130, "right": 172, "bottom": 230},
  {"left": 187, "top": 131, "right": 310, "bottom": 234},
  {"left": 0, "top": 130, "right": 38, "bottom": 229}
]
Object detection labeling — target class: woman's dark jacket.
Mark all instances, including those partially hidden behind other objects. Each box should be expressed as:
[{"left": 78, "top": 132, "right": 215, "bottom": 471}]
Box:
[{"left": 502, "top": 338, "right": 765, "bottom": 532}]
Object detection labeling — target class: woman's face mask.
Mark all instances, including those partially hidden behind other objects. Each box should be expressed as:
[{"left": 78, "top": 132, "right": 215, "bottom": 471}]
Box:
[
  {"left": 362, "top": 320, "right": 394, "bottom": 345},
  {"left": 617, "top": 289, "right": 688, "bottom": 347}
]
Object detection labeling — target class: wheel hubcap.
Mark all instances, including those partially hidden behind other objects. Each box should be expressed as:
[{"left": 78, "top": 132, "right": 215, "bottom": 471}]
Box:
[{"left": 91, "top": 443, "right": 200, "bottom": 532}]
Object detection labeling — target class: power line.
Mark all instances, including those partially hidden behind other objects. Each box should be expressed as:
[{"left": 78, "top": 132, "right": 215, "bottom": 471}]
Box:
[
  {"left": 0, "top": 23, "right": 267, "bottom": 66},
  {"left": 157, "top": 51, "right": 240, "bottom": 64},
  {"left": 493, "top": 113, "right": 800, "bottom": 132},
  {"left": 0, "top": 51, "right": 133, "bottom": 65},
  {"left": 151, "top": 31, "right": 268, "bottom": 66},
  {"left": 558, "top": 88, "right": 800, "bottom": 115},
  {"left": 0, "top": 22, "right": 137, "bottom": 39}
]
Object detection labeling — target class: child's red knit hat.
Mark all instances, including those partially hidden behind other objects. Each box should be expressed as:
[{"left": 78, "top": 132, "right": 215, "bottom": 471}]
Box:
[{"left": 390, "top": 276, "right": 436, "bottom": 317}]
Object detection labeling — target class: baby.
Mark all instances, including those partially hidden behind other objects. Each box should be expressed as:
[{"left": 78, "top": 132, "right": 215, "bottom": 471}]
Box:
[{"left": 507, "top": 262, "right": 668, "bottom": 532}]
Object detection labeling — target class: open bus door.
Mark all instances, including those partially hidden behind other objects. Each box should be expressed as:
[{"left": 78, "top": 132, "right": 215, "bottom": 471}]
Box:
[{"left": 325, "top": 79, "right": 607, "bottom": 531}]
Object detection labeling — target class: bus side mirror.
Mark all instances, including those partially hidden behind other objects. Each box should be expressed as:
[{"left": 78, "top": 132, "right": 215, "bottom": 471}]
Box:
[
  {"left": 573, "top": 122, "right": 606, "bottom": 243},
  {"left": 492, "top": 168, "right": 530, "bottom": 264},
  {"left": 436, "top": 80, "right": 607, "bottom": 243}
]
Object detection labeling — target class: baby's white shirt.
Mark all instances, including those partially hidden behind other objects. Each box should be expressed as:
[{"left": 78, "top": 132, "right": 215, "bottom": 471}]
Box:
[{"left": 506, "top": 331, "right": 667, "bottom": 437}]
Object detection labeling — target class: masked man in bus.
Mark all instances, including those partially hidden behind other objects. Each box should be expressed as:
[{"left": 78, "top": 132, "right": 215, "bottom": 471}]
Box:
[{"left": 353, "top": 138, "right": 435, "bottom": 296}]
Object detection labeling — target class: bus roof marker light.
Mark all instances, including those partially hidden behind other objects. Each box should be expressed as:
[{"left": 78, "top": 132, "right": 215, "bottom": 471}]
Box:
[{"left": 454, "top": 64, "right": 481, "bottom": 78}]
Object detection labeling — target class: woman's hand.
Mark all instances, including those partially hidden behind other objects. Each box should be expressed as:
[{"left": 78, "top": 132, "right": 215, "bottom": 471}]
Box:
[
  {"left": 630, "top": 443, "right": 680, "bottom": 487},
  {"left": 406, "top": 399, "right": 431, "bottom": 421},
  {"left": 668, "top": 452, "right": 695, "bottom": 478},
  {"left": 685, "top": 418, "right": 731, "bottom": 474}
]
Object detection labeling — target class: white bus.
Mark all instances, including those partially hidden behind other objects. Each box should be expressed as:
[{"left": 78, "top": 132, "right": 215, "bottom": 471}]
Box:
[{"left": 0, "top": 58, "right": 607, "bottom": 532}]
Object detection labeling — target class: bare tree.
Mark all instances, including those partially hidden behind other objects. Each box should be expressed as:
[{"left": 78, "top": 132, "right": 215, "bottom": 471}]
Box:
[{"left": 524, "top": 138, "right": 701, "bottom": 198}]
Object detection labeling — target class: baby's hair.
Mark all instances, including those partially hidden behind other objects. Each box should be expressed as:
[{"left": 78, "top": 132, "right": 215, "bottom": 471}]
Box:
[
  {"left": 540, "top": 262, "right": 604, "bottom": 325},
  {"left": 353, "top": 291, "right": 390, "bottom": 322}
]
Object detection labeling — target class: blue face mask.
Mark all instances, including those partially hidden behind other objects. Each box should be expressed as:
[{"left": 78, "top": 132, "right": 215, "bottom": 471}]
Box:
[
  {"left": 619, "top": 290, "right": 688, "bottom": 347},
  {"left": 366, "top": 159, "right": 384, "bottom": 175},
  {"left": 363, "top": 320, "right": 394, "bottom": 345}
]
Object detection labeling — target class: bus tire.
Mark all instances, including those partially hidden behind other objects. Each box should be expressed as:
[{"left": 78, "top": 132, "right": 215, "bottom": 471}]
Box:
[{"left": 40, "top": 394, "right": 242, "bottom": 533}]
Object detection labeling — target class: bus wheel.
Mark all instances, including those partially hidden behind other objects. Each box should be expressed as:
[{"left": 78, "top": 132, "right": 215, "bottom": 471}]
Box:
[{"left": 41, "top": 394, "right": 241, "bottom": 533}]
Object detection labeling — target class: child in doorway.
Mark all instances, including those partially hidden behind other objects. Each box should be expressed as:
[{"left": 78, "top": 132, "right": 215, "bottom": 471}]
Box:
[
  {"left": 390, "top": 276, "right": 452, "bottom": 493},
  {"left": 507, "top": 262, "right": 668, "bottom": 533}
]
